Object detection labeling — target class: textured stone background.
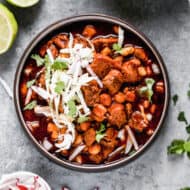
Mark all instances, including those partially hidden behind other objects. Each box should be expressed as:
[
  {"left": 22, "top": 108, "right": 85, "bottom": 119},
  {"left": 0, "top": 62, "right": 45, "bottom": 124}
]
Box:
[{"left": 0, "top": 0, "right": 190, "bottom": 189}]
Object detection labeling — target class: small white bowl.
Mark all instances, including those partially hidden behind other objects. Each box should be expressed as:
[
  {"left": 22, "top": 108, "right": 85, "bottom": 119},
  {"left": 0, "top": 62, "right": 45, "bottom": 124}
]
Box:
[{"left": 0, "top": 171, "right": 51, "bottom": 190}]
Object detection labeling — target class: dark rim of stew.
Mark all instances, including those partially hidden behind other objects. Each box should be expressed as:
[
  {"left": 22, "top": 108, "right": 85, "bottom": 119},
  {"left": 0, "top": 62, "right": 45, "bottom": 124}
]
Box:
[{"left": 14, "top": 14, "right": 170, "bottom": 172}]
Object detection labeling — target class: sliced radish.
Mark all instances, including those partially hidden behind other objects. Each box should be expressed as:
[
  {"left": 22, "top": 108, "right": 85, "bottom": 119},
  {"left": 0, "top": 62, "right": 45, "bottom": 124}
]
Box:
[
  {"left": 125, "top": 125, "right": 139, "bottom": 151},
  {"left": 31, "top": 86, "right": 51, "bottom": 100},
  {"left": 24, "top": 88, "right": 33, "bottom": 105},
  {"left": 69, "top": 144, "right": 86, "bottom": 161},
  {"left": 125, "top": 137, "right": 133, "bottom": 154},
  {"left": 108, "top": 145, "right": 125, "bottom": 160}
]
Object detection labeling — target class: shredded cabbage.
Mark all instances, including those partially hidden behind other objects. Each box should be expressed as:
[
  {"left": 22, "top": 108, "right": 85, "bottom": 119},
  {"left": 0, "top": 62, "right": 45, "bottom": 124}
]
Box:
[
  {"left": 118, "top": 26, "right": 124, "bottom": 47},
  {"left": 30, "top": 33, "right": 103, "bottom": 151}
]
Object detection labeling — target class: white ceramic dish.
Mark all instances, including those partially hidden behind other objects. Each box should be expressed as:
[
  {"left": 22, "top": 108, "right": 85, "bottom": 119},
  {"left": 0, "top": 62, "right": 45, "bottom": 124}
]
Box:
[{"left": 0, "top": 171, "right": 51, "bottom": 190}]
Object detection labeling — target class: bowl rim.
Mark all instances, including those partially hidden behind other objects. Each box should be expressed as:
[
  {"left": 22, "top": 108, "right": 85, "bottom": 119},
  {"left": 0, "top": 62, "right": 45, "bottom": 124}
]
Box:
[{"left": 14, "top": 13, "right": 170, "bottom": 172}]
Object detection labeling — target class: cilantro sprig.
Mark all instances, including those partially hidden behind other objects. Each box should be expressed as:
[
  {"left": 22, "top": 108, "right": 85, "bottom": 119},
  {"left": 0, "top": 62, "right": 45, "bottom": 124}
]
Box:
[
  {"left": 31, "top": 54, "right": 45, "bottom": 67},
  {"left": 51, "top": 60, "right": 68, "bottom": 70},
  {"left": 77, "top": 116, "right": 89, "bottom": 124},
  {"left": 180, "top": 187, "right": 190, "bottom": 190},
  {"left": 54, "top": 81, "right": 65, "bottom": 95},
  {"left": 167, "top": 139, "right": 190, "bottom": 156},
  {"left": 112, "top": 43, "right": 122, "bottom": 54},
  {"left": 23, "top": 100, "right": 37, "bottom": 111},
  {"left": 178, "top": 111, "right": 188, "bottom": 125},
  {"left": 187, "top": 83, "right": 190, "bottom": 98},
  {"left": 172, "top": 94, "right": 178, "bottom": 106},
  {"left": 139, "top": 78, "right": 155, "bottom": 102},
  {"left": 186, "top": 125, "right": 190, "bottom": 134},
  {"left": 167, "top": 139, "right": 185, "bottom": 155},
  {"left": 187, "top": 90, "right": 190, "bottom": 98},
  {"left": 68, "top": 99, "right": 77, "bottom": 118},
  {"left": 96, "top": 123, "right": 106, "bottom": 143}
]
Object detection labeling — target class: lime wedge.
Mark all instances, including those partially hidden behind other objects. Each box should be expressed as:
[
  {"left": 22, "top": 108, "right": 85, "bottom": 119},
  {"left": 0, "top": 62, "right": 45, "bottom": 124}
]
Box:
[
  {"left": 6, "top": 0, "right": 39, "bottom": 8},
  {"left": 0, "top": 4, "right": 18, "bottom": 54}
]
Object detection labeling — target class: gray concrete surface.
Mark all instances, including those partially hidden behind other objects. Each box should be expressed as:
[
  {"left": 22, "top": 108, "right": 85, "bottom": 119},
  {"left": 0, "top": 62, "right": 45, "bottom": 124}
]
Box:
[{"left": 0, "top": 0, "right": 190, "bottom": 189}]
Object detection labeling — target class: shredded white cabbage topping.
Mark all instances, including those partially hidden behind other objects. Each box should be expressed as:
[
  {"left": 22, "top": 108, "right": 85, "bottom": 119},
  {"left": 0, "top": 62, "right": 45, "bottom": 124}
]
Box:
[
  {"left": 31, "top": 33, "right": 102, "bottom": 152},
  {"left": 118, "top": 26, "right": 124, "bottom": 47}
]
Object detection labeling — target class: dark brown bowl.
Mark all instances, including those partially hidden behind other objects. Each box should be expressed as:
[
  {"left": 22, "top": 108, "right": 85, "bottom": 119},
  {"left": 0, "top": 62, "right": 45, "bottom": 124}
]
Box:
[{"left": 14, "top": 14, "right": 170, "bottom": 172}]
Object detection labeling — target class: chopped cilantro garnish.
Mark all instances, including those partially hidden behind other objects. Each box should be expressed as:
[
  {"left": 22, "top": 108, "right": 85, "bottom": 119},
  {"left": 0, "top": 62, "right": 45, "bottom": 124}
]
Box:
[
  {"left": 167, "top": 139, "right": 185, "bottom": 155},
  {"left": 167, "top": 138, "right": 190, "bottom": 156},
  {"left": 139, "top": 78, "right": 155, "bottom": 102},
  {"left": 51, "top": 60, "right": 68, "bottom": 70},
  {"left": 54, "top": 81, "right": 65, "bottom": 94},
  {"left": 178, "top": 111, "right": 188, "bottom": 125},
  {"left": 187, "top": 90, "right": 190, "bottom": 98},
  {"left": 26, "top": 79, "right": 35, "bottom": 88},
  {"left": 23, "top": 100, "right": 37, "bottom": 111},
  {"left": 77, "top": 116, "right": 89, "bottom": 123},
  {"left": 96, "top": 123, "right": 106, "bottom": 143},
  {"left": 31, "top": 54, "right": 45, "bottom": 67},
  {"left": 112, "top": 43, "right": 122, "bottom": 53},
  {"left": 68, "top": 100, "right": 77, "bottom": 118},
  {"left": 184, "top": 141, "right": 190, "bottom": 152},
  {"left": 172, "top": 94, "right": 178, "bottom": 105},
  {"left": 146, "top": 78, "right": 155, "bottom": 90},
  {"left": 186, "top": 125, "right": 190, "bottom": 134}
]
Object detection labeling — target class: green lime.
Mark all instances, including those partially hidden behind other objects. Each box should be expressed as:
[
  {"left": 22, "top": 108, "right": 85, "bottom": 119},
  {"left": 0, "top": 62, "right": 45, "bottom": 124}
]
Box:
[
  {"left": 0, "top": 3, "right": 18, "bottom": 54},
  {"left": 6, "top": 0, "right": 39, "bottom": 8}
]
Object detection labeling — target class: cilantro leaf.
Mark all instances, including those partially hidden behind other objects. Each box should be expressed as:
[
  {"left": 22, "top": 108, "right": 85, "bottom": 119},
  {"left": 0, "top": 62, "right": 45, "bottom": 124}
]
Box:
[
  {"left": 180, "top": 187, "right": 190, "bottom": 190},
  {"left": 188, "top": 90, "right": 190, "bottom": 98},
  {"left": 96, "top": 123, "right": 106, "bottom": 143},
  {"left": 187, "top": 152, "right": 190, "bottom": 159},
  {"left": 51, "top": 60, "right": 68, "bottom": 70},
  {"left": 167, "top": 139, "right": 185, "bottom": 155},
  {"left": 54, "top": 81, "right": 65, "bottom": 94},
  {"left": 139, "top": 78, "right": 155, "bottom": 102},
  {"left": 146, "top": 78, "right": 155, "bottom": 90},
  {"left": 112, "top": 43, "right": 122, "bottom": 53},
  {"left": 99, "top": 123, "right": 106, "bottom": 133},
  {"left": 26, "top": 79, "right": 35, "bottom": 88},
  {"left": 183, "top": 141, "right": 190, "bottom": 152},
  {"left": 96, "top": 133, "right": 105, "bottom": 143},
  {"left": 172, "top": 94, "right": 178, "bottom": 106},
  {"left": 23, "top": 100, "right": 37, "bottom": 111},
  {"left": 68, "top": 100, "right": 77, "bottom": 118},
  {"left": 139, "top": 86, "right": 148, "bottom": 93},
  {"left": 186, "top": 125, "right": 190, "bottom": 134},
  {"left": 77, "top": 116, "right": 89, "bottom": 123},
  {"left": 168, "top": 139, "right": 190, "bottom": 156},
  {"left": 178, "top": 111, "right": 188, "bottom": 125},
  {"left": 31, "top": 54, "right": 45, "bottom": 67}
]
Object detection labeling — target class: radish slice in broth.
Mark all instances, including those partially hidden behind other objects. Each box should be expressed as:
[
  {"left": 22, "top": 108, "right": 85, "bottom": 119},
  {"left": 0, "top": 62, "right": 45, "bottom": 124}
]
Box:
[{"left": 125, "top": 125, "right": 139, "bottom": 151}]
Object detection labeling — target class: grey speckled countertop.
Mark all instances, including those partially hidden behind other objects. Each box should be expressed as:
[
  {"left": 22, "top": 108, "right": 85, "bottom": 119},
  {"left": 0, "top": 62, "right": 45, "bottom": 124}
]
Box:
[{"left": 1, "top": 0, "right": 190, "bottom": 189}]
